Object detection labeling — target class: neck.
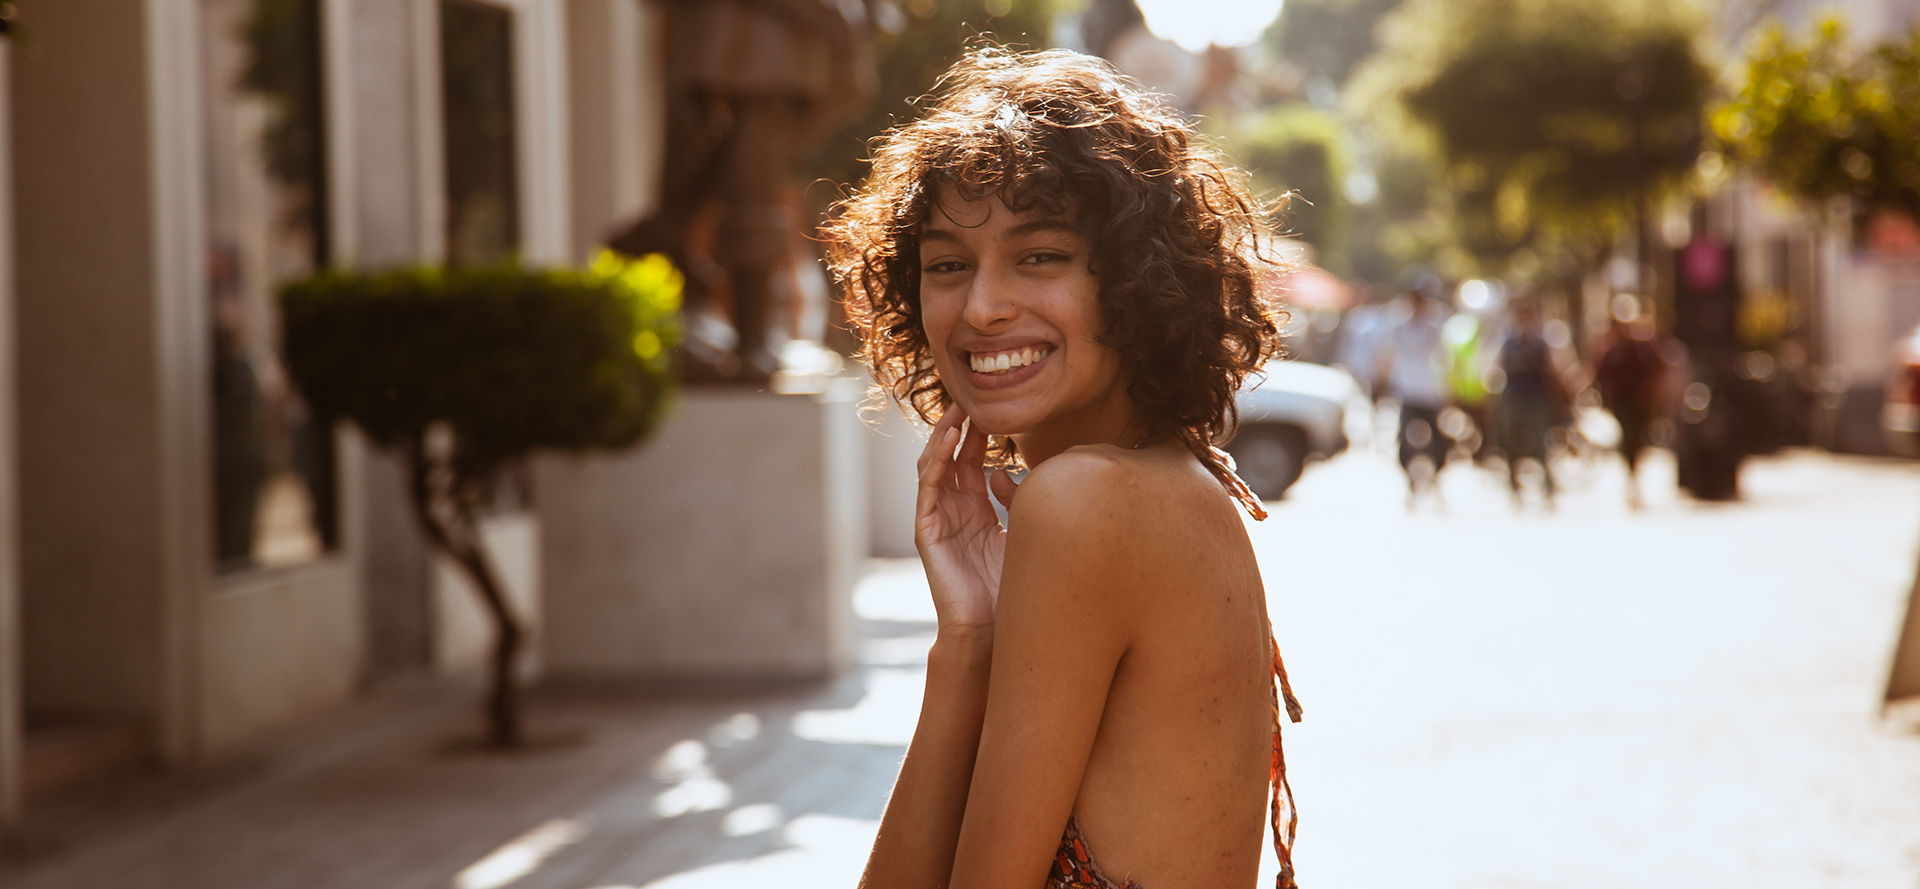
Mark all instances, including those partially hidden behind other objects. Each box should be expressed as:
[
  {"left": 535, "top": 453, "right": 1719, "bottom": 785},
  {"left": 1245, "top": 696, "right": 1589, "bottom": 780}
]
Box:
[{"left": 1009, "top": 389, "right": 1148, "bottom": 466}]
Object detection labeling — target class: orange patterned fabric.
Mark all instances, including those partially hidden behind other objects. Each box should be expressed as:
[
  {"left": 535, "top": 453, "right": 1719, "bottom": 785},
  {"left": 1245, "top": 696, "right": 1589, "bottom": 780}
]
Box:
[
  {"left": 1044, "top": 627, "right": 1303, "bottom": 889},
  {"left": 1046, "top": 813, "right": 1139, "bottom": 889}
]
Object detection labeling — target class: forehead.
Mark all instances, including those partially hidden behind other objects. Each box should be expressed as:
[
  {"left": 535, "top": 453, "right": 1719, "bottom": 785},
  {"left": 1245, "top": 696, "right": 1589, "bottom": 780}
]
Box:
[{"left": 919, "top": 188, "right": 1080, "bottom": 241}]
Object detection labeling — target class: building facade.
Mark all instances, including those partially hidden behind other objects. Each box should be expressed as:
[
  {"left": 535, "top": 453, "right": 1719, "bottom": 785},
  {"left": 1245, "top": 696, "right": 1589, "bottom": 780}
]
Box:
[
  {"left": 1713, "top": 0, "right": 1920, "bottom": 454},
  {"left": 0, "top": 0, "right": 665, "bottom": 820}
]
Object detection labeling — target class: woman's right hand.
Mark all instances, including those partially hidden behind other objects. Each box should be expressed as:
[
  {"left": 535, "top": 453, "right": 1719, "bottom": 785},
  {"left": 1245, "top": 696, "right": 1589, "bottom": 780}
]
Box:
[{"left": 915, "top": 404, "right": 1016, "bottom": 636}]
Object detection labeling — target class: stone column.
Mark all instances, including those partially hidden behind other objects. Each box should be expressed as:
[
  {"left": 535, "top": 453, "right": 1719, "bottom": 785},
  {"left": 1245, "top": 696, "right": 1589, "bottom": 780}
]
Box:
[
  {"left": 13, "top": 0, "right": 207, "bottom": 764},
  {"left": 566, "top": 0, "right": 662, "bottom": 261},
  {"left": 0, "top": 36, "right": 22, "bottom": 825}
]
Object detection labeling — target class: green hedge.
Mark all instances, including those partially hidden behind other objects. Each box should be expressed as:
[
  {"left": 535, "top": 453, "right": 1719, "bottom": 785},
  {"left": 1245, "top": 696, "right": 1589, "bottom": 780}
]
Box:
[{"left": 281, "top": 252, "right": 682, "bottom": 472}]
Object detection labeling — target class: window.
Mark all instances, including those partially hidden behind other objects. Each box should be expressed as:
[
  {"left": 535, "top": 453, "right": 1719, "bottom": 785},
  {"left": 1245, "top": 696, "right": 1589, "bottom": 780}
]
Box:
[
  {"left": 201, "top": 0, "right": 338, "bottom": 571},
  {"left": 442, "top": 0, "right": 521, "bottom": 266}
]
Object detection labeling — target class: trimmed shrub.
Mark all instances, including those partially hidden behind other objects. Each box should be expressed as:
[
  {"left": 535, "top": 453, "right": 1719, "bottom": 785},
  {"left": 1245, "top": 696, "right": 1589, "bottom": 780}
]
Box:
[{"left": 281, "top": 252, "right": 681, "bottom": 746}]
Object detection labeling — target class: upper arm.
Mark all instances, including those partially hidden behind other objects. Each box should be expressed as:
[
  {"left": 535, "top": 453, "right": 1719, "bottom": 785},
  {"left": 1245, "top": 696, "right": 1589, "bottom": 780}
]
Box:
[{"left": 948, "top": 454, "right": 1141, "bottom": 889}]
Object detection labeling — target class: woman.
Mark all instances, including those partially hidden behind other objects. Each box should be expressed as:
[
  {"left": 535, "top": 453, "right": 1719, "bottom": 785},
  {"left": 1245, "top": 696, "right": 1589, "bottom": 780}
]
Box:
[{"left": 825, "top": 46, "right": 1303, "bottom": 889}]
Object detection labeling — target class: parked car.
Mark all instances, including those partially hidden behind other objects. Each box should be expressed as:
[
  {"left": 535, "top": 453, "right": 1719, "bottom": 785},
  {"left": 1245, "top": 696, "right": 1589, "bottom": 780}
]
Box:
[
  {"left": 1226, "top": 359, "right": 1358, "bottom": 500},
  {"left": 1884, "top": 321, "right": 1920, "bottom": 456}
]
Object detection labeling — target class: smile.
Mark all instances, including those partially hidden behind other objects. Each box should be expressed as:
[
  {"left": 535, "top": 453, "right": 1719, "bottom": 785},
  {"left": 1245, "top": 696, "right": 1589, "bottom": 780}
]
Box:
[{"left": 968, "top": 346, "right": 1052, "bottom": 375}]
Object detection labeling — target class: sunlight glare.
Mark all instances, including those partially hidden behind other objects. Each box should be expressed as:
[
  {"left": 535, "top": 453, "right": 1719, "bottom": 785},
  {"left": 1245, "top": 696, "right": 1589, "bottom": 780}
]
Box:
[
  {"left": 721, "top": 803, "right": 783, "bottom": 837},
  {"left": 1134, "top": 0, "right": 1284, "bottom": 52},
  {"left": 651, "top": 738, "right": 733, "bottom": 818},
  {"left": 791, "top": 668, "right": 924, "bottom": 746},
  {"left": 453, "top": 819, "right": 591, "bottom": 889}
]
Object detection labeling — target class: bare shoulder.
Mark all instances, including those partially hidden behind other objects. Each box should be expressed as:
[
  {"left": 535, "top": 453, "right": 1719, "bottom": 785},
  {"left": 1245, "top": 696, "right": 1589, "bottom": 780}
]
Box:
[
  {"left": 1008, "top": 444, "right": 1141, "bottom": 524},
  {"left": 1006, "top": 443, "right": 1245, "bottom": 569}
]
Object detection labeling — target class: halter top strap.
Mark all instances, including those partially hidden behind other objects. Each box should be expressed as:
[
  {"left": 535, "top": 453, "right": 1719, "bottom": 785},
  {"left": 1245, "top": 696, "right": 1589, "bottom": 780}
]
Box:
[{"left": 1268, "top": 626, "right": 1303, "bottom": 889}]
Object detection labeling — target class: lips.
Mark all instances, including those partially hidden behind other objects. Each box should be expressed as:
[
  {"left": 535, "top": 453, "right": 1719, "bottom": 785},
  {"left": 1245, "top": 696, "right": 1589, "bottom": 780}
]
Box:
[{"left": 967, "top": 345, "right": 1053, "bottom": 375}]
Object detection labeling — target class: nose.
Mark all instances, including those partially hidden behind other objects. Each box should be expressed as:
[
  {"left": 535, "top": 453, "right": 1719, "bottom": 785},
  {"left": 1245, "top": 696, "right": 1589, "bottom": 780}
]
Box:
[{"left": 960, "top": 266, "right": 1017, "bottom": 331}]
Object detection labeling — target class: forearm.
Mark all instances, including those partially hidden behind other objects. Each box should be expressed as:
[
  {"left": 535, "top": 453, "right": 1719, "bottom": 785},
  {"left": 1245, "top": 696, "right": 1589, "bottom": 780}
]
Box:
[{"left": 860, "top": 628, "right": 994, "bottom": 889}]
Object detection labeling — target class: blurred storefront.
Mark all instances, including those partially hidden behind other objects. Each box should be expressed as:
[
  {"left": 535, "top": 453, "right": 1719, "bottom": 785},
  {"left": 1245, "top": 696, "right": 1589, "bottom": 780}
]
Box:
[
  {"left": 0, "top": 0, "right": 665, "bottom": 821},
  {"left": 1711, "top": 0, "right": 1920, "bottom": 457}
]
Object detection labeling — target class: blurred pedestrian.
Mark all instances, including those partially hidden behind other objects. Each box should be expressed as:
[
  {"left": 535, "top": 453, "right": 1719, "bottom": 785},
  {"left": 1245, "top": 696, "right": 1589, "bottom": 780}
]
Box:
[
  {"left": 1592, "top": 298, "right": 1669, "bottom": 510},
  {"left": 1335, "top": 283, "right": 1392, "bottom": 443},
  {"left": 1382, "top": 289, "right": 1453, "bottom": 507},
  {"left": 1495, "top": 298, "right": 1570, "bottom": 509},
  {"left": 1442, "top": 307, "right": 1498, "bottom": 462},
  {"left": 1337, "top": 284, "right": 1390, "bottom": 393}
]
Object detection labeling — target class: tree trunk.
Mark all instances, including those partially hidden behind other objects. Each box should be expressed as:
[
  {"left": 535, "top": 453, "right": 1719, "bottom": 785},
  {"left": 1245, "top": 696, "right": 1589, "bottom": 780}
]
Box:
[
  {"left": 405, "top": 439, "right": 525, "bottom": 748},
  {"left": 1886, "top": 541, "right": 1920, "bottom": 711}
]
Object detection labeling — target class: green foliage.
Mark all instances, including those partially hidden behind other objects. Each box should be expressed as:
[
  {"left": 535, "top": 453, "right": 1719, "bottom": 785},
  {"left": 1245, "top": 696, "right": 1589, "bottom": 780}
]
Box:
[
  {"left": 801, "top": 0, "right": 1059, "bottom": 207},
  {"left": 1223, "top": 104, "right": 1350, "bottom": 266},
  {"left": 1263, "top": 0, "right": 1404, "bottom": 88},
  {"left": 1352, "top": 0, "right": 1712, "bottom": 271},
  {"left": 1713, "top": 16, "right": 1920, "bottom": 220},
  {"left": 281, "top": 253, "right": 682, "bottom": 480}
]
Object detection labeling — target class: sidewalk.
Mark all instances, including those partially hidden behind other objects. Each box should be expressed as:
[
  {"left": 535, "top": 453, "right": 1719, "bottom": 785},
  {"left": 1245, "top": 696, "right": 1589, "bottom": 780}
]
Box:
[
  {"left": 2, "top": 447, "right": 1919, "bottom": 888},
  {"left": 0, "top": 564, "right": 931, "bottom": 889}
]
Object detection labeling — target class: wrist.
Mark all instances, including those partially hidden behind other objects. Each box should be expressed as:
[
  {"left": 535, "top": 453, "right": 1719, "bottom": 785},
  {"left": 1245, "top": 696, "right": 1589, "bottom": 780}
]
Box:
[{"left": 931, "top": 625, "right": 994, "bottom": 667}]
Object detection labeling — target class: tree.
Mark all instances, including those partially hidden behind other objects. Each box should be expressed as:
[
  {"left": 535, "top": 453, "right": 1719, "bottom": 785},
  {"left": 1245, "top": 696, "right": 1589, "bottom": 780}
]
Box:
[
  {"left": 1222, "top": 104, "right": 1351, "bottom": 269},
  {"left": 1351, "top": 0, "right": 1713, "bottom": 274},
  {"left": 1262, "top": 0, "right": 1404, "bottom": 90},
  {"left": 1713, "top": 16, "right": 1920, "bottom": 223},
  {"left": 281, "top": 253, "right": 681, "bottom": 747}
]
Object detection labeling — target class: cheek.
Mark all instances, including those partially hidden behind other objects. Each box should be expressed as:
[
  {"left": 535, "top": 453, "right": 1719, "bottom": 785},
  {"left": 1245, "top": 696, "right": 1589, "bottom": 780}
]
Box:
[
  {"left": 917, "top": 298, "right": 962, "bottom": 381},
  {"left": 917, "top": 292, "right": 955, "bottom": 346}
]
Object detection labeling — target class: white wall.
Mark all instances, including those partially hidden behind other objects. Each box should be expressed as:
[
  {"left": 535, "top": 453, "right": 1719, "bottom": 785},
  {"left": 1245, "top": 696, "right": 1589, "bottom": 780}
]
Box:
[
  {"left": 867, "top": 395, "right": 923, "bottom": 559},
  {"left": 430, "top": 515, "right": 542, "bottom": 677},
  {"left": 500, "top": 0, "right": 574, "bottom": 265},
  {"left": 200, "top": 558, "right": 366, "bottom": 754},
  {"left": 348, "top": 0, "right": 436, "bottom": 679},
  {"left": 566, "top": 0, "right": 662, "bottom": 261}
]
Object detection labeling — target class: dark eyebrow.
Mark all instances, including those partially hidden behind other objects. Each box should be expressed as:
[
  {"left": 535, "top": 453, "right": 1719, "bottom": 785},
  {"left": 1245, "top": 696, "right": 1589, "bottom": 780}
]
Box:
[
  {"left": 919, "top": 218, "right": 1080, "bottom": 247},
  {"left": 1004, "top": 219, "right": 1081, "bottom": 240}
]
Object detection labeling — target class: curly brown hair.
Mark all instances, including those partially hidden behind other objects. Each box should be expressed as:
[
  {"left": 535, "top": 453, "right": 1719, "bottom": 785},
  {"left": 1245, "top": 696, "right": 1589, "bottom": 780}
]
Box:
[{"left": 822, "top": 45, "right": 1289, "bottom": 518}]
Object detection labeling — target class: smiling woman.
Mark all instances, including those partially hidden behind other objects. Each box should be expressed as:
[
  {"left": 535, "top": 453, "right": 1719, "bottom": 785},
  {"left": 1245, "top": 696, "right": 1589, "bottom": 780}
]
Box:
[
  {"left": 916, "top": 200, "right": 1125, "bottom": 461},
  {"left": 824, "top": 45, "right": 1305, "bottom": 889},
  {"left": 828, "top": 46, "right": 1288, "bottom": 510}
]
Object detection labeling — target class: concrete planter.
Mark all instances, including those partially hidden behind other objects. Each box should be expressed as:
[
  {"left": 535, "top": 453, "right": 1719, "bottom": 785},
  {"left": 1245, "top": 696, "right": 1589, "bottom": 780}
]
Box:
[{"left": 536, "top": 386, "right": 865, "bottom": 681}]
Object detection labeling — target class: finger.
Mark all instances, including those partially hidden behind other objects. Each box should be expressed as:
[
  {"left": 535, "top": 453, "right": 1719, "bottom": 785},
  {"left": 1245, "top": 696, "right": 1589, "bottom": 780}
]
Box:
[
  {"left": 990, "top": 468, "right": 1020, "bottom": 509},
  {"left": 915, "top": 425, "right": 962, "bottom": 522},
  {"left": 914, "top": 411, "right": 949, "bottom": 474},
  {"left": 956, "top": 424, "right": 991, "bottom": 495},
  {"left": 915, "top": 404, "right": 966, "bottom": 475},
  {"left": 919, "top": 425, "right": 960, "bottom": 490}
]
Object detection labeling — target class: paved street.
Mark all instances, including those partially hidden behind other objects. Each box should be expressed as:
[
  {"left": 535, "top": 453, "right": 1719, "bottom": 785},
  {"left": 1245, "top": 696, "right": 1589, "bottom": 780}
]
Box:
[
  {"left": 1268, "top": 442, "right": 1920, "bottom": 887},
  {"left": 3, "top": 444, "right": 1919, "bottom": 888}
]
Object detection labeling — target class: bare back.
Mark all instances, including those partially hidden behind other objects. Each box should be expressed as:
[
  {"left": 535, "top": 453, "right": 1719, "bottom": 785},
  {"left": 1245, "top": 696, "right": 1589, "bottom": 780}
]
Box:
[{"left": 981, "top": 442, "right": 1276, "bottom": 887}]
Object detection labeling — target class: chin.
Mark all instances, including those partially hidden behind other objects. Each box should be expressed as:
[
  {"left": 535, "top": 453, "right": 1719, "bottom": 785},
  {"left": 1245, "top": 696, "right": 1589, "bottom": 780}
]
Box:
[{"left": 949, "top": 398, "right": 1036, "bottom": 437}]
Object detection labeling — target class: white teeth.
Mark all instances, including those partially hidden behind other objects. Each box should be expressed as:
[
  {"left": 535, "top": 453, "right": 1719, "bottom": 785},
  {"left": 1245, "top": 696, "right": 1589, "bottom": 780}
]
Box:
[{"left": 969, "top": 347, "right": 1051, "bottom": 375}]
